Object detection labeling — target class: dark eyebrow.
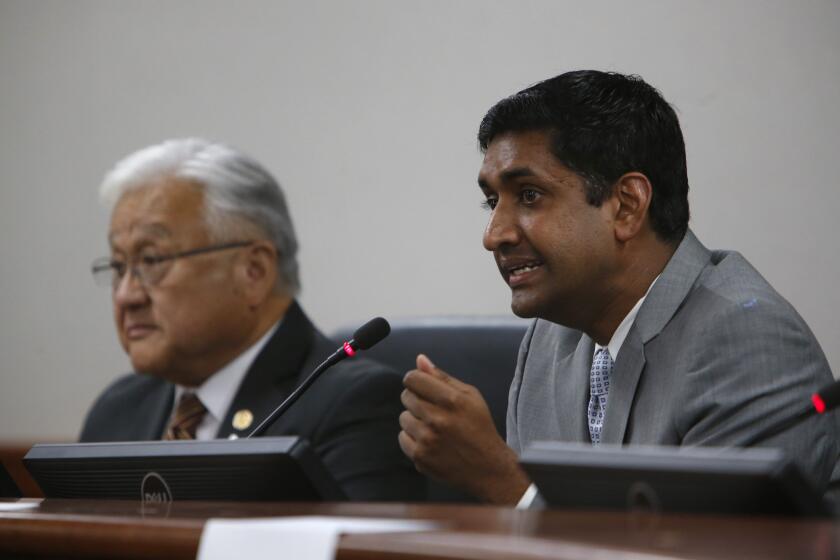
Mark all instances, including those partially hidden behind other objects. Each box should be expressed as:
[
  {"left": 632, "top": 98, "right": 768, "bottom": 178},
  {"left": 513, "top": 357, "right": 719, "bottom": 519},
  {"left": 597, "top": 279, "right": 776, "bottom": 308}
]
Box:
[
  {"left": 499, "top": 167, "right": 538, "bottom": 182},
  {"left": 478, "top": 166, "right": 538, "bottom": 191}
]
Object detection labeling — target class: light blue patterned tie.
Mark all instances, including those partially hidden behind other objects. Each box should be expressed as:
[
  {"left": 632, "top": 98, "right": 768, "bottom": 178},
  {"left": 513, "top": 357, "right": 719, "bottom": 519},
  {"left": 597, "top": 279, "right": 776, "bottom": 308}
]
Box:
[{"left": 588, "top": 348, "right": 613, "bottom": 445}]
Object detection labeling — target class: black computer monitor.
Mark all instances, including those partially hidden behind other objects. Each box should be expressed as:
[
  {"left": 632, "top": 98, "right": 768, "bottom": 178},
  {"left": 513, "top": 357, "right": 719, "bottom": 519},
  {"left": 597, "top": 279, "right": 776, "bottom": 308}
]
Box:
[
  {"left": 23, "top": 436, "right": 344, "bottom": 502},
  {"left": 0, "top": 462, "right": 22, "bottom": 499},
  {"left": 520, "top": 442, "right": 830, "bottom": 517}
]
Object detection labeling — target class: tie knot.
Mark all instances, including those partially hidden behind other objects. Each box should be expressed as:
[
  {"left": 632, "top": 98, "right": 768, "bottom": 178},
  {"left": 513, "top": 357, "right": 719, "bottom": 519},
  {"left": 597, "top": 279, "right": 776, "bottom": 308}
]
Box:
[
  {"left": 590, "top": 348, "right": 613, "bottom": 397},
  {"left": 163, "top": 392, "right": 207, "bottom": 440}
]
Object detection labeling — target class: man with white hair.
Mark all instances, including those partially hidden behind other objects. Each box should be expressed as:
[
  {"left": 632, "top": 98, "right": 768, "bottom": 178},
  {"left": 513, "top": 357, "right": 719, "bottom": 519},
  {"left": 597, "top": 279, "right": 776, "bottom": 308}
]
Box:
[{"left": 80, "top": 138, "right": 422, "bottom": 501}]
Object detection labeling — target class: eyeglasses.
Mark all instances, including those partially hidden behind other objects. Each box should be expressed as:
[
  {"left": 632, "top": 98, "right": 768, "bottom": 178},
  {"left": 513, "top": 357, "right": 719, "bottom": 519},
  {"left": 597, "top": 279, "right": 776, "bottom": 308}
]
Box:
[{"left": 91, "top": 240, "right": 254, "bottom": 288}]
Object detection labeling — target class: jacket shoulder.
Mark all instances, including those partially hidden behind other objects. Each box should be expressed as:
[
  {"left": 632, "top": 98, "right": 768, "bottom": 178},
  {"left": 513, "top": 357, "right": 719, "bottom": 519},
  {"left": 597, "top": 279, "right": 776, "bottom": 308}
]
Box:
[{"left": 79, "top": 373, "right": 171, "bottom": 442}]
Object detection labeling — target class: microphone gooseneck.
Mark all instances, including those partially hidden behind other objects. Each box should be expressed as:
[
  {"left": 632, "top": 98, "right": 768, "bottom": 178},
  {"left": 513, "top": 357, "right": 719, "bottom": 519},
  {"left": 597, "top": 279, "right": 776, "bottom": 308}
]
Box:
[{"left": 247, "top": 317, "right": 391, "bottom": 438}]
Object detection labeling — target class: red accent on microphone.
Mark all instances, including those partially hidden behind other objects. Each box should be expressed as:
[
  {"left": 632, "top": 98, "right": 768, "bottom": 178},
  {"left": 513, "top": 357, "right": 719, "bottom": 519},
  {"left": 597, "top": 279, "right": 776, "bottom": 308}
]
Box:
[
  {"left": 343, "top": 341, "right": 356, "bottom": 357},
  {"left": 812, "top": 394, "right": 826, "bottom": 414}
]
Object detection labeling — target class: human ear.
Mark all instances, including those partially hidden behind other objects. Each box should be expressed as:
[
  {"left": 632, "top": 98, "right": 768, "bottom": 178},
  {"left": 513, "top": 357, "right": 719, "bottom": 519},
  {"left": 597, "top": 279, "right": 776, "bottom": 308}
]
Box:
[
  {"left": 238, "top": 241, "right": 279, "bottom": 307},
  {"left": 612, "top": 172, "right": 652, "bottom": 242}
]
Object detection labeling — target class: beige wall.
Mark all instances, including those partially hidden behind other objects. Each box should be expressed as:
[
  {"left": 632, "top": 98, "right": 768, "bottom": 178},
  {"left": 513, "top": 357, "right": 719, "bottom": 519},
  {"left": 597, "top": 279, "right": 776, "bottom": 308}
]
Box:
[{"left": 1, "top": 0, "right": 838, "bottom": 440}]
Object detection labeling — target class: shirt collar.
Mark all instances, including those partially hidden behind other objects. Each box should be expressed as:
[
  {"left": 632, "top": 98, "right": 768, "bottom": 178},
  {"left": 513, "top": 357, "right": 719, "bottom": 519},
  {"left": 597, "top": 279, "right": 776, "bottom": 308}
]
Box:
[
  {"left": 594, "top": 275, "right": 659, "bottom": 361},
  {"left": 174, "top": 320, "right": 281, "bottom": 425}
]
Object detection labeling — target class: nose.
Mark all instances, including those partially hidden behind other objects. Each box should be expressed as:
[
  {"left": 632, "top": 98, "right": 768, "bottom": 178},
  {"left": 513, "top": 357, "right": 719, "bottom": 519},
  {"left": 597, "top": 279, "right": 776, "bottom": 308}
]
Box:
[
  {"left": 113, "top": 268, "right": 149, "bottom": 309},
  {"left": 482, "top": 201, "right": 521, "bottom": 252}
]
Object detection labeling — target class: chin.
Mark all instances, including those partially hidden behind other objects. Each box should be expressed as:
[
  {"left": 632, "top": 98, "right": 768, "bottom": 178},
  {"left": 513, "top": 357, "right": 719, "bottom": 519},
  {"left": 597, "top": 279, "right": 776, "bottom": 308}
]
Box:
[
  {"left": 130, "top": 360, "right": 168, "bottom": 378},
  {"left": 510, "top": 295, "right": 542, "bottom": 319},
  {"left": 511, "top": 289, "right": 570, "bottom": 324},
  {"left": 127, "top": 347, "right": 169, "bottom": 378}
]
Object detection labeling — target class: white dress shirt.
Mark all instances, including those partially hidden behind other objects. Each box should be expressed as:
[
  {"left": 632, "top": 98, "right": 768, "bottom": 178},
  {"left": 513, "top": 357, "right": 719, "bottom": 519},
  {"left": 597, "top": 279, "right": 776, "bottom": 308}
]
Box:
[
  {"left": 170, "top": 321, "right": 280, "bottom": 440},
  {"left": 592, "top": 280, "right": 653, "bottom": 363}
]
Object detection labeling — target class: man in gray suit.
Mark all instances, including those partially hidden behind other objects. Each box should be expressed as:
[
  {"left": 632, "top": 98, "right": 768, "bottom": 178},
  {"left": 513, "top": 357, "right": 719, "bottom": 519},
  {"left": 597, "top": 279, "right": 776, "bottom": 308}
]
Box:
[{"left": 398, "top": 70, "right": 839, "bottom": 505}]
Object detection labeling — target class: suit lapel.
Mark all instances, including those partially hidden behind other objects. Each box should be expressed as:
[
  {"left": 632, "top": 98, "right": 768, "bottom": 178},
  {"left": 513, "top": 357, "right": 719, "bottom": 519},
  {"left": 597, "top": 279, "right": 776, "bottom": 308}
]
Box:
[
  {"left": 601, "top": 328, "right": 645, "bottom": 444},
  {"left": 601, "top": 230, "right": 711, "bottom": 444},
  {"left": 633, "top": 230, "right": 711, "bottom": 344},
  {"left": 216, "top": 301, "right": 314, "bottom": 439},
  {"left": 555, "top": 334, "right": 594, "bottom": 442},
  {"left": 136, "top": 379, "right": 174, "bottom": 440}
]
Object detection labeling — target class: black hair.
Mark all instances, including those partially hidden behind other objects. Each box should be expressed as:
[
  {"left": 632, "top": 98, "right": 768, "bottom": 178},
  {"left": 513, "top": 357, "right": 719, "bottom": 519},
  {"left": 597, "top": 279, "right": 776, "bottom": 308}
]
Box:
[{"left": 478, "top": 70, "right": 689, "bottom": 242}]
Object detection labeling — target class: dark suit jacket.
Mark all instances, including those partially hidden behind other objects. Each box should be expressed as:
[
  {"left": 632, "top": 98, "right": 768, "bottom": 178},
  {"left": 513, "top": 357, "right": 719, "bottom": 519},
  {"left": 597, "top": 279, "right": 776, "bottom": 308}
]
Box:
[
  {"left": 80, "top": 302, "right": 423, "bottom": 502},
  {"left": 508, "top": 230, "right": 840, "bottom": 495}
]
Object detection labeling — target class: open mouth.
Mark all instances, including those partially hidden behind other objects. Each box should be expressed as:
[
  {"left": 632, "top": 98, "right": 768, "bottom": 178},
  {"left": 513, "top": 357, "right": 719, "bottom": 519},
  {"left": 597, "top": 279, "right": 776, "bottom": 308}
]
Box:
[
  {"left": 508, "top": 261, "right": 543, "bottom": 276},
  {"left": 503, "top": 259, "right": 544, "bottom": 286}
]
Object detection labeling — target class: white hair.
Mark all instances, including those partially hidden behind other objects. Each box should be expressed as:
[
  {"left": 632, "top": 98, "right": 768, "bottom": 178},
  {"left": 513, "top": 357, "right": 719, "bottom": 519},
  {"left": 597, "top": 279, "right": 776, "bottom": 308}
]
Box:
[{"left": 100, "top": 138, "right": 300, "bottom": 294}]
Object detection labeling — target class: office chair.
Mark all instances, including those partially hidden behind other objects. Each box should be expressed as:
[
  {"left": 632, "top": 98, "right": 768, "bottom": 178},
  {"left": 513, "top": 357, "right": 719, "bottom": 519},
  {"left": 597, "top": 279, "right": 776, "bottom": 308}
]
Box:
[{"left": 332, "top": 315, "right": 530, "bottom": 502}]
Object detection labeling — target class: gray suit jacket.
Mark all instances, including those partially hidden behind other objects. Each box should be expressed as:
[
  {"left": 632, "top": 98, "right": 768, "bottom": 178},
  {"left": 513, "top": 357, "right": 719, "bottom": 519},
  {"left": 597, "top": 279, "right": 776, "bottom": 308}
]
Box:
[{"left": 507, "top": 230, "right": 840, "bottom": 493}]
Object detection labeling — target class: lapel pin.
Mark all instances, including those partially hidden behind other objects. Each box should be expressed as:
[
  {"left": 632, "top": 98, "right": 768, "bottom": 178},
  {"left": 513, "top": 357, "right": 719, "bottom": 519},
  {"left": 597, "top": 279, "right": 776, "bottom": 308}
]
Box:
[{"left": 232, "top": 409, "right": 254, "bottom": 431}]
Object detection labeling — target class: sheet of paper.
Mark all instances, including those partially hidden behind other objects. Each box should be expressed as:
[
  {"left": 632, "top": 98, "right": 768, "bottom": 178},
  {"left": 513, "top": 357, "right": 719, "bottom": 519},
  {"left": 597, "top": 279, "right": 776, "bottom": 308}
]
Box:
[
  {"left": 197, "top": 516, "right": 437, "bottom": 560},
  {"left": 0, "top": 501, "right": 40, "bottom": 511}
]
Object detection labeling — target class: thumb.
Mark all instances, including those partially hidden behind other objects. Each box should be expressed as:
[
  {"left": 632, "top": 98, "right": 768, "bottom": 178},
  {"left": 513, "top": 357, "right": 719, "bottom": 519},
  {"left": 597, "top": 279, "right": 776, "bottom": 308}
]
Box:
[
  {"left": 416, "top": 353, "right": 437, "bottom": 373},
  {"left": 416, "top": 354, "right": 450, "bottom": 382}
]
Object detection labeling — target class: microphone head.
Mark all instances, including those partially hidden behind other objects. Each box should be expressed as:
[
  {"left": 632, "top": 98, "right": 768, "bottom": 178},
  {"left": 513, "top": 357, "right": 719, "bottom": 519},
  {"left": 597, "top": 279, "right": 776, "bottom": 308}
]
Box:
[
  {"left": 352, "top": 317, "right": 391, "bottom": 350},
  {"left": 817, "top": 379, "right": 840, "bottom": 412}
]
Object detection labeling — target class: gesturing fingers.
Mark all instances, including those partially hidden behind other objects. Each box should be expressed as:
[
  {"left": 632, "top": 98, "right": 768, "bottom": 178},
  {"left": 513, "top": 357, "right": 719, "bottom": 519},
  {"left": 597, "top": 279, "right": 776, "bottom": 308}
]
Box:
[
  {"left": 400, "top": 386, "right": 432, "bottom": 420},
  {"left": 404, "top": 369, "right": 448, "bottom": 403},
  {"left": 398, "top": 408, "right": 434, "bottom": 469},
  {"left": 399, "top": 409, "right": 423, "bottom": 437},
  {"left": 399, "top": 409, "right": 443, "bottom": 475},
  {"left": 404, "top": 357, "right": 472, "bottom": 409},
  {"left": 415, "top": 354, "right": 469, "bottom": 391},
  {"left": 416, "top": 354, "right": 443, "bottom": 376},
  {"left": 397, "top": 427, "right": 417, "bottom": 462}
]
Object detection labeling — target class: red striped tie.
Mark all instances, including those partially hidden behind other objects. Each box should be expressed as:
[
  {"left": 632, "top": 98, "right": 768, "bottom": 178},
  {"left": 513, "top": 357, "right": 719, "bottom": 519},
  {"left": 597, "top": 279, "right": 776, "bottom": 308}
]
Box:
[{"left": 163, "top": 393, "right": 207, "bottom": 440}]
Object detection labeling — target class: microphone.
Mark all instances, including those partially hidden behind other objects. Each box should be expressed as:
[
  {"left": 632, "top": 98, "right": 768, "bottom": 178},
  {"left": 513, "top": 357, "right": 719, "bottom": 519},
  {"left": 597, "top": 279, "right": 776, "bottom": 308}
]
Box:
[
  {"left": 344, "top": 316, "right": 391, "bottom": 352},
  {"left": 739, "top": 379, "right": 840, "bottom": 446},
  {"left": 247, "top": 317, "right": 391, "bottom": 438},
  {"left": 811, "top": 380, "right": 840, "bottom": 414}
]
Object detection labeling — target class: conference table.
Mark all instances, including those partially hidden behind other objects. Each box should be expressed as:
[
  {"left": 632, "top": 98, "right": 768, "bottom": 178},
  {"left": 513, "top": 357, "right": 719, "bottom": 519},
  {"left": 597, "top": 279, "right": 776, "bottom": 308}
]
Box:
[{"left": 1, "top": 497, "right": 837, "bottom": 559}]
